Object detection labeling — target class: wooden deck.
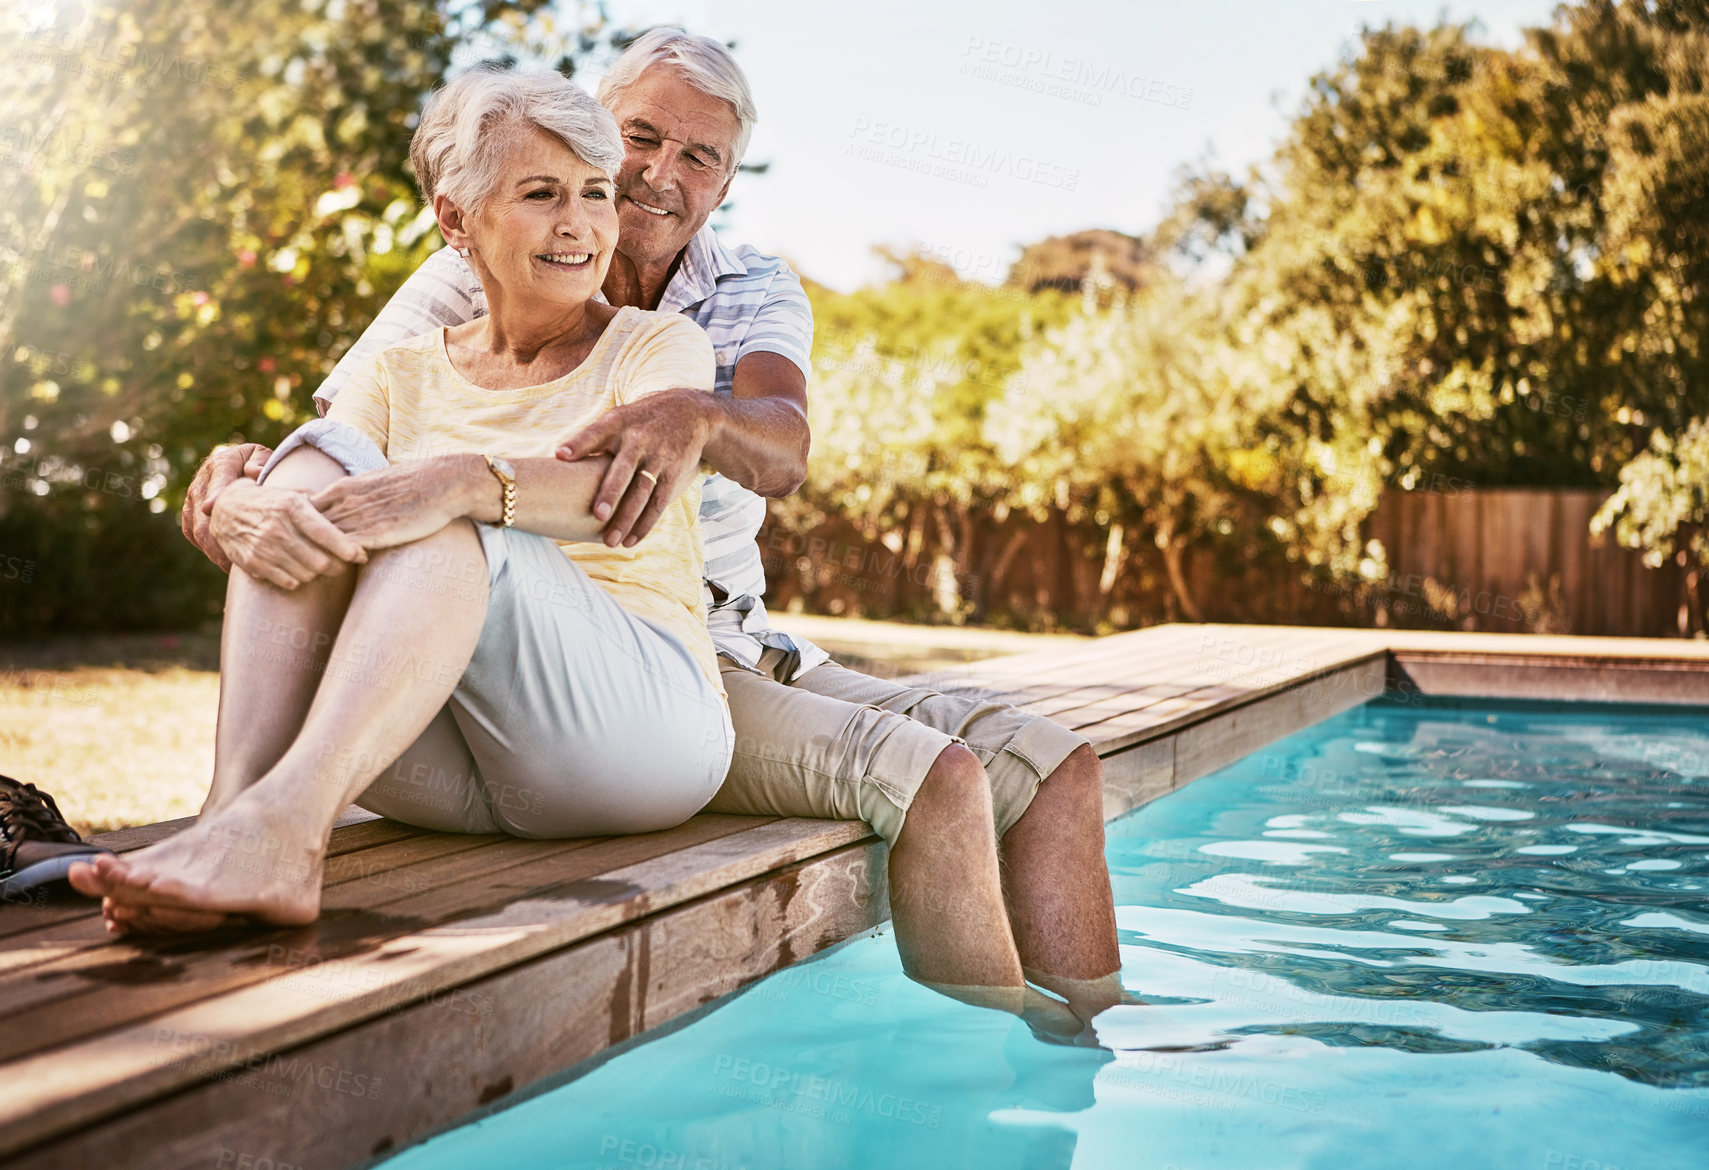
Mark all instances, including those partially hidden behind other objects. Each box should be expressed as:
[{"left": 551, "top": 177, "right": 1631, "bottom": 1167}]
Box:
[{"left": 3, "top": 623, "right": 1706, "bottom": 1170}]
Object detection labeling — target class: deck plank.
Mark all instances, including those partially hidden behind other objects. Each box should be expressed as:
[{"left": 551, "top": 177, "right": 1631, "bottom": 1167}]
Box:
[
  {"left": 923, "top": 637, "right": 1254, "bottom": 720},
  {"left": 0, "top": 811, "right": 425, "bottom": 942},
  {"left": 0, "top": 816, "right": 771, "bottom": 1062},
  {"left": 0, "top": 830, "right": 513, "bottom": 971}
]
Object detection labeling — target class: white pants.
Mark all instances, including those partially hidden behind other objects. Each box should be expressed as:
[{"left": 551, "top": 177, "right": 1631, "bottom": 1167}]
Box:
[{"left": 261, "top": 418, "right": 734, "bottom": 838}]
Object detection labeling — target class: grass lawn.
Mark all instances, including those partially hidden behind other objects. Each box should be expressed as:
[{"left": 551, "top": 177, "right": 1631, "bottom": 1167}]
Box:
[
  {"left": 0, "top": 619, "right": 1089, "bottom": 837},
  {"left": 0, "top": 631, "right": 222, "bottom": 835}
]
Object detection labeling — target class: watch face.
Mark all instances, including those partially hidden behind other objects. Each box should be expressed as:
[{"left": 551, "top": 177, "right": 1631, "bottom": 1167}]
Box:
[{"left": 491, "top": 456, "right": 517, "bottom": 479}]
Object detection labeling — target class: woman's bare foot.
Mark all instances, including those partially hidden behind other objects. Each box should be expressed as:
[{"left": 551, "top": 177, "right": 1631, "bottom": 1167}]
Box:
[
  {"left": 98, "top": 894, "right": 228, "bottom": 936},
  {"left": 70, "top": 856, "right": 210, "bottom": 935},
  {"left": 69, "top": 790, "right": 325, "bottom": 935},
  {"left": 195, "top": 772, "right": 257, "bottom": 821}
]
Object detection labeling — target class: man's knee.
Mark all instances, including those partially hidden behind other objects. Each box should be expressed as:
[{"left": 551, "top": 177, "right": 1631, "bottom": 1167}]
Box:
[
  {"left": 1048, "top": 743, "right": 1103, "bottom": 796},
  {"left": 906, "top": 743, "right": 996, "bottom": 833},
  {"left": 1007, "top": 742, "right": 1105, "bottom": 843}
]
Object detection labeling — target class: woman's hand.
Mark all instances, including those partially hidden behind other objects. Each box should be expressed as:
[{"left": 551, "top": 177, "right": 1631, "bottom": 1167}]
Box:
[
  {"left": 311, "top": 457, "right": 480, "bottom": 550},
  {"left": 209, "top": 479, "right": 369, "bottom": 590}
]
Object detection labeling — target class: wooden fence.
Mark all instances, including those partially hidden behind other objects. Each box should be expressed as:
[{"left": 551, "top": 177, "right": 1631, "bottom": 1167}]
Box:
[
  {"left": 1362, "top": 488, "right": 1695, "bottom": 638},
  {"left": 761, "top": 488, "right": 1702, "bottom": 639}
]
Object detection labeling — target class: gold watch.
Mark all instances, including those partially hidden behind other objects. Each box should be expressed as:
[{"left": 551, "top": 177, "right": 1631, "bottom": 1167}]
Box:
[{"left": 482, "top": 455, "right": 517, "bottom": 528}]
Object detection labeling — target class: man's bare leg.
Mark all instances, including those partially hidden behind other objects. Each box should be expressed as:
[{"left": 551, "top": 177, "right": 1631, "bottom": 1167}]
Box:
[
  {"left": 70, "top": 519, "right": 490, "bottom": 932},
  {"left": 889, "top": 744, "right": 1022, "bottom": 994},
  {"left": 1000, "top": 744, "right": 1128, "bottom": 1019},
  {"left": 886, "top": 744, "right": 1085, "bottom": 1037},
  {"left": 202, "top": 446, "right": 358, "bottom": 815}
]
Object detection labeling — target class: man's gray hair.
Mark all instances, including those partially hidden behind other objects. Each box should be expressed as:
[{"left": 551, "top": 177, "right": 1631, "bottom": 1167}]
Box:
[
  {"left": 597, "top": 28, "right": 756, "bottom": 172},
  {"left": 410, "top": 66, "right": 623, "bottom": 213}
]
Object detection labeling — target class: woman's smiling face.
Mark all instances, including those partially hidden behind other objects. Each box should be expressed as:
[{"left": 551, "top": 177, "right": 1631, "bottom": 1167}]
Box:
[{"left": 458, "top": 124, "right": 619, "bottom": 311}]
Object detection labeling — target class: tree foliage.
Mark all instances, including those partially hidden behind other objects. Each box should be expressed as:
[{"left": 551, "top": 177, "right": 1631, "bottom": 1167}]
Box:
[
  {"left": 783, "top": 271, "right": 1078, "bottom": 620},
  {"left": 0, "top": 0, "right": 611, "bottom": 630},
  {"left": 787, "top": 0, "right": 1707, "bottom": 629},
  {"left": 1593, "top": 417, "right": 1709, "bottom": 567},
  {"left": 4, "top": 0, "right": 1703, "bottom": 634}
]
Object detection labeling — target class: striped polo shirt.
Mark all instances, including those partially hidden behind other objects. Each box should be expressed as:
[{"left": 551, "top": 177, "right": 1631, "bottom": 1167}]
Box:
[{"left": 312, "top": 224, "right": 829, "bottom": 680}]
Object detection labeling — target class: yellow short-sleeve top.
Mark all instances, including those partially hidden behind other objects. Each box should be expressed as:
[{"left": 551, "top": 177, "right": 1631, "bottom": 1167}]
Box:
[{"left": 323, "top": 306, "right": 723, "bottom": 697}]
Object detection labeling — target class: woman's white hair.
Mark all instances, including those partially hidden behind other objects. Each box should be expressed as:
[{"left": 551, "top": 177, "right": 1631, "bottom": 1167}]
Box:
[
  {"left": 410, "top": 65, "right": 623, "bottom": 213},
  {"left": 596, "top": 27, "right": 756, "bottom": 173}
]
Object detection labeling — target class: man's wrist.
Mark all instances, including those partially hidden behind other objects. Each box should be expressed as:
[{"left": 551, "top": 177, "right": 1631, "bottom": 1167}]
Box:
[{"left": 684, "top": 388, "right": 724, "bottom": 452}]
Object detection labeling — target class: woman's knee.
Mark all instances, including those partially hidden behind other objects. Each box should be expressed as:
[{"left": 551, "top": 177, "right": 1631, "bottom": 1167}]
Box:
[
  {"left": 260, "top": 444, "right": 351, "bottom": 493},
  {"left": 376, "top": 516, "right": 484, "bottom": 560}
]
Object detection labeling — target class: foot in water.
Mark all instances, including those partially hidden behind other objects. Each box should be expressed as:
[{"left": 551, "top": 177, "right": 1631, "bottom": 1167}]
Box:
[
  {"left": 1026, "top": 968, "right": 1146, "bottom": 1020},
  {"left": 68, "top": 789, "right": 324, "bottom": 936},
  {"left": 1020, "top": 987, "right": 1109, "bottom": 1048}
]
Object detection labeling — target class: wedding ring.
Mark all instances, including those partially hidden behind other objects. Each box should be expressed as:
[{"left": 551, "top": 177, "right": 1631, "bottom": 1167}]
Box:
[{"left": 636, "top": 468, "right": 659, "bottom": 486}]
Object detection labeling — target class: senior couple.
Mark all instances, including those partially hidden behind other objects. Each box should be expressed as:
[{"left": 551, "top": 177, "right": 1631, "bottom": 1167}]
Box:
[{"left": 71, "top": 30, "right": 1124, "bottom": 1030}]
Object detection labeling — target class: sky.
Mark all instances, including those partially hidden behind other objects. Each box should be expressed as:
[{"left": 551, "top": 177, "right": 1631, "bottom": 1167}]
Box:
[{"left": 589, "top": 0, "right": 1567, "bottom": 291}]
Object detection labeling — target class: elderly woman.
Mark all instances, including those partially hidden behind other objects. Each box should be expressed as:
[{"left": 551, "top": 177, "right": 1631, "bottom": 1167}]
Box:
[{"left": 71, "top": 67, "right": 734, "bottom": 934}]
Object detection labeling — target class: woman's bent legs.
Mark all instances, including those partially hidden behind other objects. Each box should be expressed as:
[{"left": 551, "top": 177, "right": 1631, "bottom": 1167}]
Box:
[
  {"left": 71, "top": 427, "right": 729, "bottom": 933},
  {"left": 203, "top": 445, "right": 359, "bottom": 816},
  {"left": 72, "top": 516, "right": 492, "bottom": 932}
]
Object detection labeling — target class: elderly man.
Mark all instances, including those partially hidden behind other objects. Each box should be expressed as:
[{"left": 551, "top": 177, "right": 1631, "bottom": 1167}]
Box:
[{"left": 182, "top": 29, "right": 1122, "bottom": 1024}]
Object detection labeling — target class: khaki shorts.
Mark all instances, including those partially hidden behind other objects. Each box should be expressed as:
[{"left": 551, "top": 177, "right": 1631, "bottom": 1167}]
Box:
[{"left": 705, "top": 650, "right": 1089, "bottom": 843}]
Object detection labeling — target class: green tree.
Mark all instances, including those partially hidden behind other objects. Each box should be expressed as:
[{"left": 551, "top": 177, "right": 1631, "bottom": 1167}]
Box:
[
  {"left": 0, "top": 0, "right": 611, "bottom": 632},
  {"left": 790, "top": 262, "right": 1076, "bottom": 620},
  {"left": 1592, "top": 414, "right": 1709, "bottom": 634},
  {"left": 1592, "top": 417, "right": 1709, "bottom": 567},
  {"left": 1132, "top": 3, "right": 1708, "bottom": 619}
]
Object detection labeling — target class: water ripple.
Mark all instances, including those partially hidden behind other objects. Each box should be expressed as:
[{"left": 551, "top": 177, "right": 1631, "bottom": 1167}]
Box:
[{"left": 1108, "top": 697, "right": 1709, "bottom": 1095}]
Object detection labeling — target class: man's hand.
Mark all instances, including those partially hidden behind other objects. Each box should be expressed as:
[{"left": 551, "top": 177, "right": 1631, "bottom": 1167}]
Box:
[
  {"left": 182, "top": 443, "right": 272, "bottom": 571},
  {"left": 555, "top": 389, "right": 715, "bottom": 548},
  {"left": 311, "top": 457, "right": 478, "bottom": 551},
  {"left": 209, "top": 479, "right": 368, "bottom": 590}
]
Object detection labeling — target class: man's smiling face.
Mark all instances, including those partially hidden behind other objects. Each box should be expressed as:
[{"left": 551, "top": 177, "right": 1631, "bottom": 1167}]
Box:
[{"left": 607, "top": 65, "right": 741, "bottom": 268}]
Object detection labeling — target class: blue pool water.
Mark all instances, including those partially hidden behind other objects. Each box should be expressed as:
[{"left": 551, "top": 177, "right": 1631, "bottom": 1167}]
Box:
[{"left": 382, "top": 697, "right": 1709, "bottom": 1169}]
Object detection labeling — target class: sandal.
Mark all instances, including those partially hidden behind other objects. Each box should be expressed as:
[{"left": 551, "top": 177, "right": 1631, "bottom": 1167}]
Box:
[{"left": 0, "top": 775, "right": 112, "bottom": 901}]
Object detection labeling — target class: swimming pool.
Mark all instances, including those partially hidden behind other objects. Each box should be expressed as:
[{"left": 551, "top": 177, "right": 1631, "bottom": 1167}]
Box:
[{"left": 378, "top": 697, "right": 1709, "bottom": 1169}]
